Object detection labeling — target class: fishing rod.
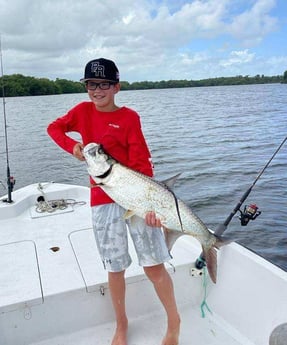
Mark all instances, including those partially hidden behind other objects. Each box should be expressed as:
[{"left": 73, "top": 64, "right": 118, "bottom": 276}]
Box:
[
  {"left": 195, "top": 135, "right": 287, "bottom": 269},
  {"left": 0, "top": 34, "right": 15, "bottom": 203},
  {"left": 215, "top": 135, "right": 287, "bottom": 235}
]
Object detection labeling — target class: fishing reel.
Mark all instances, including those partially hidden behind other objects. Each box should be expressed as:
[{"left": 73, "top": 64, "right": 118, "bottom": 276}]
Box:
[
  {"left": 239, "top": 203, "right": 261, "bottom": 226},
  {"left": 1, "top": 176, "right": 16, "bottom": 203},
  {"left": 8, "top": 176, "right": 16, "bottom": 191},
  {"left": 0, "top": 177, "right": 15, "bottom": 191}
]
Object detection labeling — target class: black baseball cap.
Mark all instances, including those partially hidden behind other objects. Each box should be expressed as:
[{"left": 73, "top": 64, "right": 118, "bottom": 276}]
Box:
[{"left": 80, "top": 58, "right": 120, "bottom": 83}]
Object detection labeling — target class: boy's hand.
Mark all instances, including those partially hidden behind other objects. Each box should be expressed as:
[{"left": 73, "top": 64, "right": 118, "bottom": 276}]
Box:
[
  {"left": 145, "top": 211, "right": 162, "bottom": 228},
  {"left": 73, "top": 143, "right": 85, "bottom": 161}
]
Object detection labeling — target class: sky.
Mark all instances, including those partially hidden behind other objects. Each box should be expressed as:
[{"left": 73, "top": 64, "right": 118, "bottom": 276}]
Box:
[{"left": 0, "top": 0, "right": 286, "bottom": 82}]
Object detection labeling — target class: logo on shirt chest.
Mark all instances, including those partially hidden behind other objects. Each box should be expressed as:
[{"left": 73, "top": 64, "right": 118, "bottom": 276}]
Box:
[{"left": 109, "top": 123, "right": 120, "bottom": 129}]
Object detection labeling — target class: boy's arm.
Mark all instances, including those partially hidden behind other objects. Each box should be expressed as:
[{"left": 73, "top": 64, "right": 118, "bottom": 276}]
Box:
[
  {"left": 47, "top": 114, "right": 80, "bottom": 155},
  {"left": 73, "top": 142, "right": 85, "bottom": 161}
]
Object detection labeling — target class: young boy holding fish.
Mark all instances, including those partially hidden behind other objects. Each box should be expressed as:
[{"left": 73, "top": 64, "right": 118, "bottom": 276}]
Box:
[{"left": 47, "top": 58, "right": 180, "bottom": 345}]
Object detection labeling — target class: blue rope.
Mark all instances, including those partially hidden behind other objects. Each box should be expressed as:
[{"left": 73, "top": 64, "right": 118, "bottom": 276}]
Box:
[{"left": 200, "top": 266, "right": 212, "bottom": 318}]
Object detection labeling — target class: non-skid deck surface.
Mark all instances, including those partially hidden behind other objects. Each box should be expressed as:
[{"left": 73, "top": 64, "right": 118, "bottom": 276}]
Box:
[{"left": 30, "top": 303, "right": 254, "bottom": 345}]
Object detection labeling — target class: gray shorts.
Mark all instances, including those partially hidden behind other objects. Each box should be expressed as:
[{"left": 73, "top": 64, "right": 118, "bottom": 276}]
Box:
[{"left": 91, "top": 203, "right": 171, "bottom": 272}]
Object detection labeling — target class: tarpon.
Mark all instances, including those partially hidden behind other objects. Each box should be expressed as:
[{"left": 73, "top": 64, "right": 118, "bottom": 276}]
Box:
[{"left": 83, "top": 143, "right": 225, "bottom": 283}]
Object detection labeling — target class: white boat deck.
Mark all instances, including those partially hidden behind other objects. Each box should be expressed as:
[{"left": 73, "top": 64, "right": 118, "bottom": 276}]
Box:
[
  {"left": 0, "top": 183, "right": 286, "bottom": 345},
  {"left": 29, "top": 303, "right": 254, "bottom": 345}
]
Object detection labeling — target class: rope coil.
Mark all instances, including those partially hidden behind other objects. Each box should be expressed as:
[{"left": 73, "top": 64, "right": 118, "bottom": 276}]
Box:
[
  {"left": 35, "top": 198, "right": 86, "bottom": 213},
  {"left": 35, "top": 182, "right": 86, "bottom": 213}
]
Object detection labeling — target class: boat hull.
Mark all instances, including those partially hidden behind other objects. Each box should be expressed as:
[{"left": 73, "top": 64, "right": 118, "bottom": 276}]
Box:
[{"left": 0, "top": 183, "right": 286, "bottom": 345}]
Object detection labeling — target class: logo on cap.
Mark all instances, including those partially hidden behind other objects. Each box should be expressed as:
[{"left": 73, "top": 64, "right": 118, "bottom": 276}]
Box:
[{"left": 91, "top": 62, "right": 106, "bottom": 78}]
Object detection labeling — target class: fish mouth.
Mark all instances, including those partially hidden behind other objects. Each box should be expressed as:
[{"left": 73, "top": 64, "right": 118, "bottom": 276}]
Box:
[
  {"left": 83, "top": 143, "right": 100, "bottom": 157},
  {"left": 87, "top": 146, "right": 98, "bottom": 157},
  {"left": 83, "top": 143, "right": 113, "bottom": 179}
]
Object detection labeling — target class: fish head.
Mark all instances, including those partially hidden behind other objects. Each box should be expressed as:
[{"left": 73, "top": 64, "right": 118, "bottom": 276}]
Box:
[{"left": 83, "top": 143, "right": 113, "bottom": 179}]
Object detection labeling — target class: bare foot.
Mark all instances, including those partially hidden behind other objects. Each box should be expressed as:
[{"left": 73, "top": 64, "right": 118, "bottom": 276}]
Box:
[
  {"left": 111, "top": 323, "right": 128, "bottom": 345},
  {"left": 161, "top": 317, "right": 180, "bottom": 345}
]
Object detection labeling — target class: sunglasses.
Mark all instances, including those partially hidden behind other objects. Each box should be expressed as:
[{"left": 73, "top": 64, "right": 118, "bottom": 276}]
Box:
[{"left": 85, "top": 81, "right": 116, "bottom": 91}]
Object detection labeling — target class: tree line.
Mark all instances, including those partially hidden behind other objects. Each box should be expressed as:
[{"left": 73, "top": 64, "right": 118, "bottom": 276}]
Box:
[
  {"left": 0, "top": 74, "right": 84, "bottom": 97},
  {"left": 0, "top": 71, "right": 286, "bottom": 97},
  {"left": 121, "top": 73, "right": 286, "bottom": 90}
]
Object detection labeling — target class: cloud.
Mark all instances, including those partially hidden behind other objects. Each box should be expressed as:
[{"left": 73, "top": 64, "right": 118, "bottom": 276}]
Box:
[
  {"left": 228, "top": 0, "right": 278, "bottom": 46},
  {"left": 220, "top": 49, "right": 255, "bottom": 67},
  {"left": 0, "top": 0, "right": 284, "bottom": 81}
]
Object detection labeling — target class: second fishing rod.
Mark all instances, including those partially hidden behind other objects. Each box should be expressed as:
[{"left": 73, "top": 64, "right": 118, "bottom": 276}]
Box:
[{"left": 195, "top": 135, "right": 287, "bottom": 269}]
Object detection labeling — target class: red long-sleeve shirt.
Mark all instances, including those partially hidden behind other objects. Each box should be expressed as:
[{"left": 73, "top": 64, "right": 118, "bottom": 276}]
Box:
[{"left": 47, "top": 101, "right": 153, "bottom": 206}]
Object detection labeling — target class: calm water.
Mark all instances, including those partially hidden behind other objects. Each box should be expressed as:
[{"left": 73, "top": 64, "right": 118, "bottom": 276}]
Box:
[{"left": 1, "top": 84, "right": 286, "bottom": 270}]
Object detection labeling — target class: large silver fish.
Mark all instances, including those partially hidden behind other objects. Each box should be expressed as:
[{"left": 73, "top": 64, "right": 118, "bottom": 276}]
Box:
[{"left": 83, "top": 143, "right": 225, "bottom": 283}]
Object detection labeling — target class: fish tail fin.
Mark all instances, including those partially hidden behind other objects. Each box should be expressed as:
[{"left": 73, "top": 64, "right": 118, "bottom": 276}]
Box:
[
  {"left": 214, "top": 234, "right": 230, "bottom": 249},
  {"left": 202, "top": 236, "right": 229, "bottom": 284},
  {"left": 202, "top": 245, "right": 218, "bottom": 284}
]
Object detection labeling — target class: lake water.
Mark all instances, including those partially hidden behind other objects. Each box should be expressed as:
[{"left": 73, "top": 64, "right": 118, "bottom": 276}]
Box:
[{"left": 1, "top": 84, "right": 286, "bottom": 270}]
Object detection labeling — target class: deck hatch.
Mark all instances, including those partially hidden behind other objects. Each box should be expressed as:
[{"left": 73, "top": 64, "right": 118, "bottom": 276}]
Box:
[{"left": 0, "top": 241, "right": 43, "bottom": 313}]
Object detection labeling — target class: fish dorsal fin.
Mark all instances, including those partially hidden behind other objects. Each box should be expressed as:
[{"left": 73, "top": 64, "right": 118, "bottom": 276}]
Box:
[
  {"left": 123, "top": 210, "right": 135, "bottom": 219},
  {"left": 161, "top": 173, "right": 181, "bottom": 190}
]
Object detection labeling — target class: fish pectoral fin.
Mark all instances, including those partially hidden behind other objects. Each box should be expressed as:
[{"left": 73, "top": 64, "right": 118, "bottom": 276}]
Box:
[
  {"left": 163, "top": 228, "right": 185, "bottom": 251},
  {"left": 123, "top": 210, "right": 135, "bottom": 219}
]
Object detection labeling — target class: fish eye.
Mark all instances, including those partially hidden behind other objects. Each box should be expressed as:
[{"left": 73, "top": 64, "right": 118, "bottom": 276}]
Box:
[
  {"left": 88, "top": 146, "right": 98, "bottom": 156},
  {"left": 98, "top": 146, "right": 105, "bottom": 155}
]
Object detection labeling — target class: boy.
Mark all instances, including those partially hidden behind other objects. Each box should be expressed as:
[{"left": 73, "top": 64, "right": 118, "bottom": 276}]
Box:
[{"left": 47, "top": 58, "right": 180, "bottom": 345}]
